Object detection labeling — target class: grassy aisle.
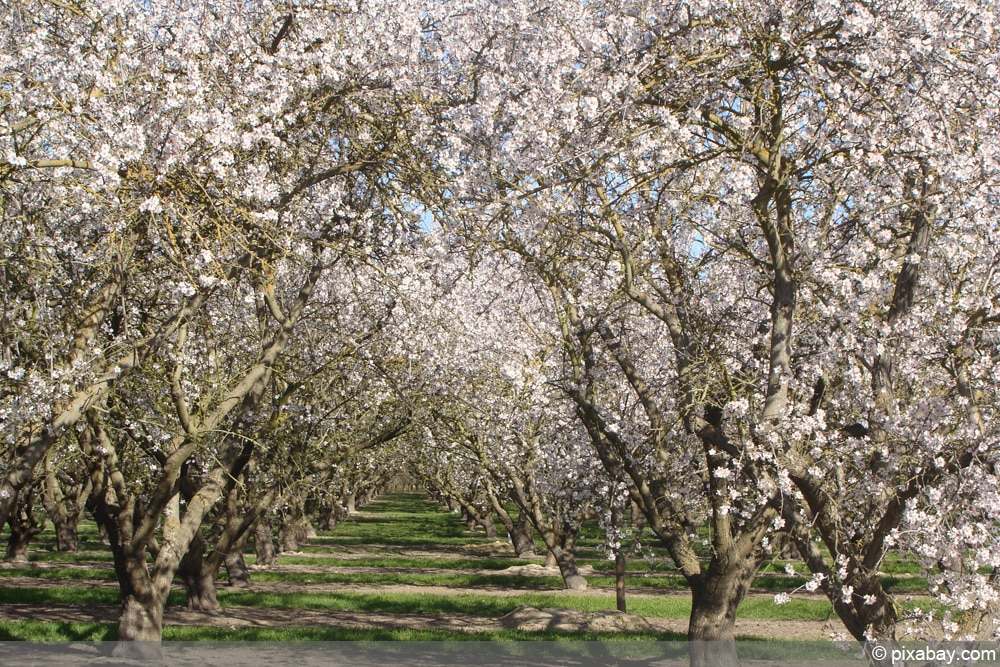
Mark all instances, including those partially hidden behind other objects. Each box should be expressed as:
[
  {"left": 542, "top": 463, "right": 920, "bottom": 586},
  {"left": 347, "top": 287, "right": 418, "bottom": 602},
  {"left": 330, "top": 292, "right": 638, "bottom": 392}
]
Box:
[{"left": 0, "top": 493, "right": 934, "bottom": 641}]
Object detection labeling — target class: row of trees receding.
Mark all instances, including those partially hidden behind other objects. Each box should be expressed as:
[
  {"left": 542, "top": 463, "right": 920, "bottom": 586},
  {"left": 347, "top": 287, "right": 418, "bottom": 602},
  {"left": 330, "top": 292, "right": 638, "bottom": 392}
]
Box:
[{"left": 2, "top": 1, "right": 999, "bottom": 663}]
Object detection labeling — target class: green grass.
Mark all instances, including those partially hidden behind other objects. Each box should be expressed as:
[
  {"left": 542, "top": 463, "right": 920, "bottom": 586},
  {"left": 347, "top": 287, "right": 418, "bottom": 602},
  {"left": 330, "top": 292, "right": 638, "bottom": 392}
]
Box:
[
  {"left": 228, "top": 570, "right": 570, "bottom": 589},
  {"left": 0, "top": 586, "right": 188, "bottom": 607},
  {"left": 1, "top": 492, "right": 941, "bottom": 642},
  {"left": 262, "top": 555, "right": 530, "bottom": 570},
  {"left": 214, "top": 589, "right": 643, "bottom": 617},
  {"left": 0, "top": 567, "right": 116, "bottom": 581},
  {"left": 0, "top": 582, "right": 835, "bottom": 623},
  {"left": 23, "top": 552, "right": 119, "bottom": 564},
  {"left": 214, "top": 588, "right": 839, "bottom": 621},
  {"left": 0, "top": 620, "right": 116, "bottom": 641},
  {"left": 231, "top": 568, "right": 697, "bottom": 592},
  {"left": 0, "top": 621, "right": 683, "bottom": 642}
]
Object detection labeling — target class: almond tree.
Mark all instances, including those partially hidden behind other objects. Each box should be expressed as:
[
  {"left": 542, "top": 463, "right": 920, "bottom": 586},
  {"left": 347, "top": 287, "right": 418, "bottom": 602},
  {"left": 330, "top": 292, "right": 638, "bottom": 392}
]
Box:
[
  {"left": 441, "top": 0, "right": 1000, "bottom": 655},
  {"left": 2, "top": 0, "right": 454, "bottom": 645}
]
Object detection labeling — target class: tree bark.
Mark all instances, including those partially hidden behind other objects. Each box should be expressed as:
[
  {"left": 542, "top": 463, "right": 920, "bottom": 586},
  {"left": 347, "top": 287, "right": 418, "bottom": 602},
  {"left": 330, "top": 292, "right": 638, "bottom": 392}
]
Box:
[
  {"left": 254, "top": 519, "right": 277, "bottom": 566},
  {"left": 544, "top": 545, "right": 587, "bottom": 590},
  {"left": 4, "top": 521, "right": 36, "bottom": 563},
  {"left": 117, "top": 593, "right": 165, "bottom": 642},
  {"left": 316, "top": 504, "right": 337, "bottom": 531},
  {"left": 488, "top": 490, "right": 536, "bottom": 557},
  {"left": 41, "top": 458, "right": 90, "bottom": 552},
  {"left": 615, "top": 551, "right": 627, "bottom": 612},
  {"left": 480, "top": 511, "right": 497, "bottom": 538},
  {"left": 277, "top": 509, "right": 313, "bottom": 552},
  {"left": 225, "top": 548, "right": 251, "bottom": 588},
  {"left": 685, "top": 558, "right": 758, "bottom": 667},
  {"left": 509, "top": 513, "right": 536, "bottom": 557},
  {"left": 102, "top": 506, "right": 171, "bottom": 647},
  {"left": 54, "top": 520, "right": 80, "bottom": 553},
  {"left": 178, "top": 532, "right": 220, "bottom": 612},
  {"left": 554, "top": 548, "right": 588, "bottom": 591},
  {"left": 4, "top": 487, "right": 44, "bottom": 563}
]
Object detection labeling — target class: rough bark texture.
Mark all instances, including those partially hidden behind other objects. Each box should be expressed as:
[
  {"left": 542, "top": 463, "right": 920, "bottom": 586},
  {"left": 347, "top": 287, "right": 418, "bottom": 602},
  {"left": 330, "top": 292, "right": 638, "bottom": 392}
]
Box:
[
  {"left": 225, "top": 549, "right": 251, "bottom": 588},
  {"left": 615, "top": 552, "right": 627, "bottom": 613},
  {"left": 41, "top": 463, "right": 89, "bottom": 553},
  {"left": 178, "top": 532, "right": 221, "bottom": 612},
  {"left": 489, "top": 494, "right": 536, "bottom": 558},
  {"left": 278, "top": 512, "right": 313, "bottom": 553},
  {"left": 550, "top": 547, "right": 588, "bottom": 591},
  {"left": 254, "top": 520, "right": 278, "bottom": 566},
  {"left": 117, "top": 591, "right": 166, "bottom": 642},
  {"left": 4, "top": 488, "right": 44, "bottom": 563},
  {"left": 316, "top": 505, "right": 339, "bottom": 531},
  {"left": 53, "top": 521, "right": 80, "bottom": 553},
  {"left": 509, "top": 514, "right": 536, "bottom": 558},
  {"left": 687, "top": 561, "right": 757, "bottom": 642},
  {"left": 480, "top": 512, "right": 497, "bottom": 538},
  {"left": 4, "top": 523, "right": 35, "bottom": 563}
]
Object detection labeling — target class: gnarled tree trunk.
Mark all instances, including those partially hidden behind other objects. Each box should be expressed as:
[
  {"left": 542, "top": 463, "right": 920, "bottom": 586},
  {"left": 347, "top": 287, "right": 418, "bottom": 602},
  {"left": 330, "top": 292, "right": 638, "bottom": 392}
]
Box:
[
  {"left": 177, "top": 531, "right": 220, "bottom": 612},
  {"left": 686, "top": 558, "right": 759, "bottom": 667},
  {"left": 225, "top": 547, "right": 251, "bottom": 588},
  {"left": 41, "top": 458, "right": 91, "bottom": 553},
  {"left": 254, "top": 518, "right": 277, "bottom": 566},
  {"left": 4, "top": 486, "right": 45, "bottom": 564},
  {"left": 548, "top": 545, "right": 587, "bottom": 591}
]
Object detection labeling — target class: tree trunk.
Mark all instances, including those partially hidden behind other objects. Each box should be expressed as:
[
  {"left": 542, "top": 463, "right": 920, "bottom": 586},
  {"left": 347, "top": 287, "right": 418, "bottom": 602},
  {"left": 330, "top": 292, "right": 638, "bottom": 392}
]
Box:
[
  {"left": 41, "top": 467, "right": 88, "bottom": 552},
  {"left": 178, "top": 532, "right": 220, "bottom": 612},
  {"left": 254, "top": 519, "right": 277, "bottom": 566},
  {"left": 550, "top": 546, "right": 588, "bottom": 591},
  {"left": 117, "top": 590, "right": 165, "bottom": 642},
  {"left": 4, "top": 488, "right": 44, "bottom": 563},
  {"left": 219, "top": 514, "right": 255, "bottom": 588},
  {"left": 42, "top": 486, "right": 80, "bottom": 551},
  {"left": 111, "top": 582, "right": 168, "bottom": 660},
  {"left": 492, "top": 502, "right": 535, "bottom": 558},
  {"left": 480, "top": 511, "right": 497, "bottom": 538},
  {"left": 277, "top": 508, "right": 313, "bottom": 552},
  {"left": 106, "top": 525, "right": 172, "bottom": 650},
  {"left": 316, "top": 505, "right": 337, "bottom": 531},
  {"left": 98, "top": 521, "right": 111, "bottom": 545},
  {"left": 54, "top": 520, "right": 80, "bottom": 552},
  {"left": 686, "top": 559, "right": 758, "bottom": 667},
  {"left": 510, "top": 514, "right": 536, "bottom": 557},
  {"left": 497, "top": 512, "right": 536, "bottom": 565},
  {"left": 345, "top": 492, "right": 357, "bottom": 515},
  {"left": 4, "top": 523, "right": 35, "bottom": 563},
  {"left": 615, "top": 551, "right": 627, "bottom": 612},
  {"left": 225, "top": 549, "right": 251, "bottom": 588}
]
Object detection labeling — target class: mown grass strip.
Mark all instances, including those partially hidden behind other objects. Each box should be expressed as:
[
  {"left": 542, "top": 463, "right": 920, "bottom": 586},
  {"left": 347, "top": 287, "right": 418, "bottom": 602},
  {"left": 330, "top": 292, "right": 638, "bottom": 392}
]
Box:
[
  {"left": 0, "top": 568, "right": 116, "bottom": 581},
  {"left": 264, "top": 556, "right": 531, "bottom": 570},
  {"left": 0, "top": 586, "right": 187, "bottom": 607},
  {"left": 213, "top": 589, "right": 838, "bottom": 621},
  {"left": 229, "top": 571, "right": 569, "bottom": 589},
  {"left": 231, "top": 569, "right": 688, "bottom": 591},
  {"left": 25, "top": 552, "right": 118, "bottom": 564},
  {"left": 0, "top": 621, "right": 683, "bottom": 642},
  {"left": 0, "top": 620, "right": 116, "bottom": 641}
]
